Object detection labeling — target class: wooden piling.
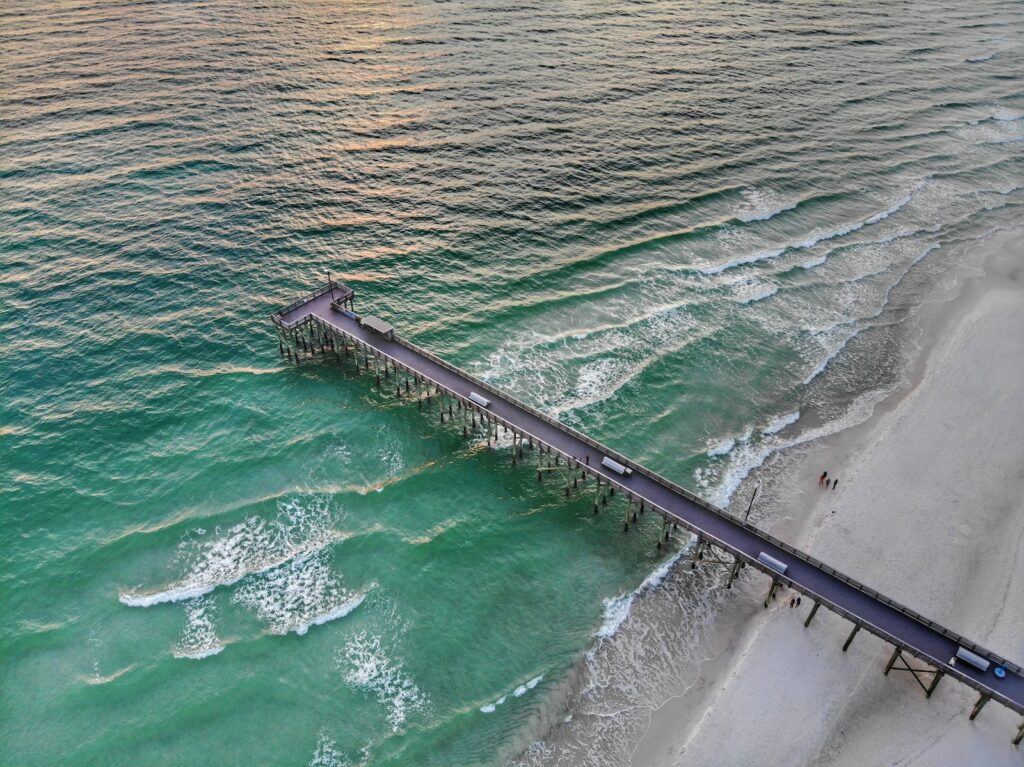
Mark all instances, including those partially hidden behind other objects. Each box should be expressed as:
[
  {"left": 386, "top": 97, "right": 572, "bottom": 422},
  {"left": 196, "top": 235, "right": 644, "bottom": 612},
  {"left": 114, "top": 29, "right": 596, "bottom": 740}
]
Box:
[
  {"left": 726, "top": 559, "right": 741, "bottom": 589},
  {"left": 842, "top": 624, "right": 860, "bottom": 652},
  {"left": 804, "top": 601, "right": 820, "bottom": 627},
  {"left": 970, "top": 694, "right": 990, "bottom": 720}
]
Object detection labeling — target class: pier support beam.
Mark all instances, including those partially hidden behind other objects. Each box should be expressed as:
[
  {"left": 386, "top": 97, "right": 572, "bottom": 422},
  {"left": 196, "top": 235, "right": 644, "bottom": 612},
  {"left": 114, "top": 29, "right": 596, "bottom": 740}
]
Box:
[
  {"left": 970, "top": 694, "right": 990, "bottom": 720},
  {"left": 726, "top": 559, "right": 742, "bottom": 589},
  {"left": 1013, "top": 720, "right": 1024, "bottom": 746},
  {"left": 883, "top": 647, "right": 944, "bottom": 697},
  {"left": 763, "top": 579, "right": 780, "bottom": 608},
  {"left": 842, "top": 624, "right": 860, "bottom": 652},
  {"left": 691, "top": 537, "right": 705, "bottom": 570},
  {"left": 804, "top": 601, "right": 820, "bottom": 627}
]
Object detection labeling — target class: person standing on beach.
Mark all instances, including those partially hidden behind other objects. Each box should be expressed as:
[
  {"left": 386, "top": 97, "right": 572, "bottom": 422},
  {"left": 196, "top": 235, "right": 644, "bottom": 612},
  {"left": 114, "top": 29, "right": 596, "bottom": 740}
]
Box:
[
  {"left": 825, "top": 479, "right": 831, "bottom": 489},
  {"left": 832, "top": 479, "right": 838, "bottom": 491},
  {"left": 819, "top": 471, "right": 828, "bottom": 486}
]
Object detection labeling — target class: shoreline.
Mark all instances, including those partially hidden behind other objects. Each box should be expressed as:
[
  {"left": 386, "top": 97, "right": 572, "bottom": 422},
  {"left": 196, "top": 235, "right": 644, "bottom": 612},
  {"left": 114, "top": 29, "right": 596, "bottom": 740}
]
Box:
[
  {"left": 516, "top": 226, "right": 1024, "bottom": 766},
  {"left": 638, "top": 225, "right": 1024, "bottom": 766}
]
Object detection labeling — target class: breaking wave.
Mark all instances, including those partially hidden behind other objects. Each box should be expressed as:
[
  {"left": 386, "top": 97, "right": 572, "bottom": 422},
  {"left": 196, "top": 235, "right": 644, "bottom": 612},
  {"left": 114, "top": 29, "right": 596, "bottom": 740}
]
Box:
[
  {"left": 119, "top": 496, "right": 344, "bottom": 607},
  {"left": 697, "top": 193, "right": 915, "bottom": 275},
  {"left": 233, "top": 551, "right": 369, "bottom": 636},
  {"left": 480, "top": 674, "right": 545, "bottom": 713},
  {"left": 595, "top": 547, "right": 687, "bottom": 641},
  {"left": 762, "top": 410, "right": 800, "bottom": 435}
]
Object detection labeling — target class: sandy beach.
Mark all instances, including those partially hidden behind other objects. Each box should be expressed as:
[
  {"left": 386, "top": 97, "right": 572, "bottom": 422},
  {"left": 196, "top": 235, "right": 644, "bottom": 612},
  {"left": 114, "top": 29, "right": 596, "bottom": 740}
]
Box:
[
  {"left": 633, "top": 227, "right": 1024, "bottom": 766},
  {"left": 517, "top": 228, "right": 1024, "bottom": 766}
]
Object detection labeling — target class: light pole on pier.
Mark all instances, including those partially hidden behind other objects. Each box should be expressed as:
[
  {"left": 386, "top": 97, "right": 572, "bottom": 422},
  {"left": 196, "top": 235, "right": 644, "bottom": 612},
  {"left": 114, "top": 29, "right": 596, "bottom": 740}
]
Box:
[{"left": 744, "top": 480, "right": 761, "bottom": 522}]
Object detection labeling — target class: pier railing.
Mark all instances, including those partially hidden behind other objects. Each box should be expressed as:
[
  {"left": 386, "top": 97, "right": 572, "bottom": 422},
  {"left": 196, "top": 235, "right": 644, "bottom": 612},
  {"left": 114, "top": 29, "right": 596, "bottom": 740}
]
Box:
[
  {"left": 271, "top": 283, "right": 338, "bottom": 330},
  {"left": 386, "top": 325, "right": 1022, "bottom": 678},
  {"left": 282, "top": 288, "right": 1024, "bottom": 701}
]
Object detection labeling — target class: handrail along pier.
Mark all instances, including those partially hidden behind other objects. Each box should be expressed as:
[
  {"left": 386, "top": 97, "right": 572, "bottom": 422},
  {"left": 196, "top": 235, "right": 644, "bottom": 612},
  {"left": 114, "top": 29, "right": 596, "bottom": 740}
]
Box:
[{"left": 271, "top": 281, "right": 1024, "bottom": 745}]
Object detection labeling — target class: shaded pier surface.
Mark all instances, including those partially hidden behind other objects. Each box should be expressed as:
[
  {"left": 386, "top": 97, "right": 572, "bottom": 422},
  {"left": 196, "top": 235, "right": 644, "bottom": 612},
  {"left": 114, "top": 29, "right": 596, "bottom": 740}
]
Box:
[{"left": 272, "top": 282, "right": 1024, "bottom": 730}]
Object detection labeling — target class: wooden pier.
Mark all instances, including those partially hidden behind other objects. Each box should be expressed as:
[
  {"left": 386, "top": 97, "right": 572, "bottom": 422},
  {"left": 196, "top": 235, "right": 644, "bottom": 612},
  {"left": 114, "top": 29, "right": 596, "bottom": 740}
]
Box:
[{"left": 272, "top": 280, "right": 1024, "bottom": 745}]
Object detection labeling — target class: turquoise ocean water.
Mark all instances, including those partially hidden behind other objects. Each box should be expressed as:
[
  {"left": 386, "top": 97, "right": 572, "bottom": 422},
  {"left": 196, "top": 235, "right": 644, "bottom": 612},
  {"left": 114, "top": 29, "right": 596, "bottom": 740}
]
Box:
[{"left": 2, "top": 1, "right": 1023, "bottom": 764}]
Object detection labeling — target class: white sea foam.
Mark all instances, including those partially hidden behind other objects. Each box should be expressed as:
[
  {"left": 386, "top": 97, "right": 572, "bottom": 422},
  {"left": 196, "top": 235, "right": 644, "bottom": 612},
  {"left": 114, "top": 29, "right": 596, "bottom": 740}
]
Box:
[
  {"left": 736, "top": 187, "right": 801, "bottom": 223},
  {"left": 377, "top": 424, "right": 405, "bottom": 478},
  {"left": 762, "top": 410, "right": 800, "bottom": 435},
  {"left": 698, "top": 193, "right": 914, "bottom": 275},
  {"left": 731, "top": 280, "right": 778, "bottom": 304},
  {"left": 173, "top": 597, "right": 225, "bottom": 659},
  {"left": 706, "top": 438, "right": 735, "bottom": 458},
  {"left": 233, "top": 551, "right": 368, "bottom": 636},
  {"left": 83, "top": 664, "right": 138, "bottom": 685},
  {"left": 480, "top": 676, "right": 543, "bottom": 713},
  {"left": 802, "top": 327, "right": 859, "bottom": 386},
  {"left": 702, "top": 385, "right": 897, "bottom": 506},
  {"left": 516, "top": 675, "right": 544, "bottom": 697},
  {"left": 966, "top": 52, "right": 996, "bottom": 63},
  {"left": 120, "top": 496, "right": 341, "bottom": 607},
  {"left": 310, "top": 733, "right": 350, "bottom": 767},
  {"left": 596, "top": 547, "right": 686, "bottom": 640},
  {"left": 480, "top": 697, "right": 504, "bottom": 714},
  {"left": 993, "top": 109, "right": 1023, "bottom": 122},
  {"left": 491, "top": 300, "right": 710, "bottom": 420},
  {"left": 341, "top": 632, "right": 428, "bottom": 731}
]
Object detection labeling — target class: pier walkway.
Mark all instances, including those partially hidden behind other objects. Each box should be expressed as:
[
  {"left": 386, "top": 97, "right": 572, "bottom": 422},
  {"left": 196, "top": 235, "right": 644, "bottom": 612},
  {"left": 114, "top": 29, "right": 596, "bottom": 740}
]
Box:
[{"left": 272, "top": 281, "right": 1024, "bottom": 742}]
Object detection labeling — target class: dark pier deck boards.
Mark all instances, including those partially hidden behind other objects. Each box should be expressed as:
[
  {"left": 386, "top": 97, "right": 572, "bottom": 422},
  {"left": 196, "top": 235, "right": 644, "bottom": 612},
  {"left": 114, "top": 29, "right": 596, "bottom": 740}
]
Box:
[{"left": 273, "top": 284, "right": 1024, "bottom": 720}]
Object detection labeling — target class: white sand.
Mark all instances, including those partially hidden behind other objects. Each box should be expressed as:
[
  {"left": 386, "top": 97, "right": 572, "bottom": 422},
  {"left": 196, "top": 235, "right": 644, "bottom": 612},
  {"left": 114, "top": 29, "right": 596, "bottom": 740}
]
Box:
[{"left": 637, "top": 229, "right": 1024, "bottom": 766}]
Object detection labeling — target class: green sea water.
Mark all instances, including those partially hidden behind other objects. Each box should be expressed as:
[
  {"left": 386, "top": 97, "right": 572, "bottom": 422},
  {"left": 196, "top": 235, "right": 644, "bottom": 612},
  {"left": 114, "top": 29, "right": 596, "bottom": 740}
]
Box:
[{"left": 2, "top": 1, "right": 1023, "bottom": 764}]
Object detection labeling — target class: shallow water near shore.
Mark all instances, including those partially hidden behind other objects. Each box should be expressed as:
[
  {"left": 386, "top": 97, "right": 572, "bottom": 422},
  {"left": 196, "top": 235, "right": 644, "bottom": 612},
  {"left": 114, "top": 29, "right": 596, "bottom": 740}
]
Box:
[{"left": 2, "top": 1, "right": 1023, "bottom": 764}]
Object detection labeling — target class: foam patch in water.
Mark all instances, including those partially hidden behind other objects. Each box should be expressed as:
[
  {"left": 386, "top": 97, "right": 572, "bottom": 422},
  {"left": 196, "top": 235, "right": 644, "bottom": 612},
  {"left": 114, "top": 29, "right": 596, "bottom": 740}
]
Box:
[
  {"left": 705, "top": 437, "right": 735, "bottom": 458},
  {"left": 736, "top": 187, "right": 802, "bottom": 223},
  {"left": 595, "top": 547, "right": 686, "bottom": 640},
  {"left": 173, "top": 597, "right": 224, "bottom": 659},
  {"left": 310, "top": 732, "right": 350, "bottom": 767},
  {"left": 233, "top": 551, "right": 368, "bottom": 636},
  {"left": 762, "top": 410, "right": 800, "bottom": 435},
  {"left": 376, "top": 424, "right": 405, "bottom": 478},
  {"left": 120, "top": 495, "right": 341, "bottom": 607},
  {"left": 341, "top": 632, "right": 428, "bottom": 731},
  {"left": 698, "top": 193, "right": 915, "bottom": 275},
  {"left": 480, "top": 674, "right": 544, "bottom": 713}
]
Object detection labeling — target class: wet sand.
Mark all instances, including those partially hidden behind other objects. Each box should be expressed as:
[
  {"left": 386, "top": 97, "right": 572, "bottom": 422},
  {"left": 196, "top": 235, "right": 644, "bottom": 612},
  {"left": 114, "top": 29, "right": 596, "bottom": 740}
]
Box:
[
  {"left": 634, "top": 227, "right": 1024, "bottom": 766},
  {"left": 515, "top": 227, "right": 1024, "bottom": 766}
]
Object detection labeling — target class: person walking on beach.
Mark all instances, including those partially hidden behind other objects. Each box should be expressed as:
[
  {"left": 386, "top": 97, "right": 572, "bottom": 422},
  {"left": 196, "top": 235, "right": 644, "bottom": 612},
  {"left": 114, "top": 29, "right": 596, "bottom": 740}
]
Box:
[
  {"left": 789, "top": 597, "right": 795, "bottom": 608},
  {"left": 825, "top": 478, "right": 831, "bottom": 489},
  {"left": 832, "top": 479, "right": 838, "bottom": 491},
  {"left": 819, "top": 471, "right": 828, "bottom": 486}
]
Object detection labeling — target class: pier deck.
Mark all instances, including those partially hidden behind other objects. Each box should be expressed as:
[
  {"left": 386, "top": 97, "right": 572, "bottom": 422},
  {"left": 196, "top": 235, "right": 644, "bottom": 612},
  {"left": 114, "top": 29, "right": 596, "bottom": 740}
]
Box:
[{"left": 272, "top": 282, "right": 1024, "bottom": 736}]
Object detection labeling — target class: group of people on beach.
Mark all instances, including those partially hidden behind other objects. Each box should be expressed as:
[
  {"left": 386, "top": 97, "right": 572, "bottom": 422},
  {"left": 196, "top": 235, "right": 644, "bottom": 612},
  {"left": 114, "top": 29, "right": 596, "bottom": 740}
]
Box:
[{"left": 818, "top": 471, "right": 838, "bottom": 491}]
